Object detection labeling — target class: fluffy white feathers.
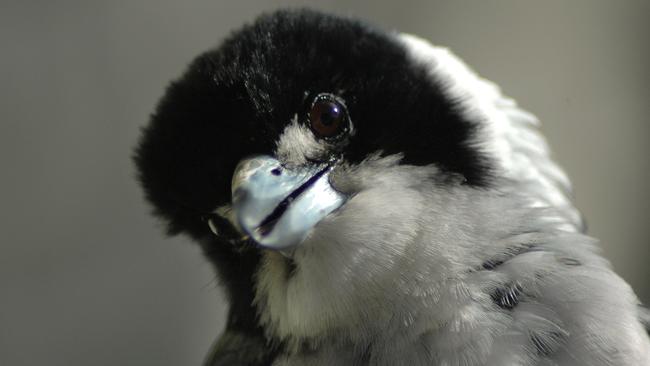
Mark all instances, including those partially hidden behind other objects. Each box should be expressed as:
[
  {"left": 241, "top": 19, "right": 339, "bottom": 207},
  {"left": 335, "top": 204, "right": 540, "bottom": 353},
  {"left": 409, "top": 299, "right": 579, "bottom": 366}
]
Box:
[
  {"left": 252, "top": 35, "right": 650, "bottom": 365},
  {"left": 399, "top": 33, "right": 582, "bottom": 232}
]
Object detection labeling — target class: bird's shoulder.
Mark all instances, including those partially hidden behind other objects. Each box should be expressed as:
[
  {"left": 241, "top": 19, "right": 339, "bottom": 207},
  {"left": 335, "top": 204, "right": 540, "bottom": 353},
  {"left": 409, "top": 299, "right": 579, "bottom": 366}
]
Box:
[{"left": 203, "top": 328, "right": 278, "bottom": 366}]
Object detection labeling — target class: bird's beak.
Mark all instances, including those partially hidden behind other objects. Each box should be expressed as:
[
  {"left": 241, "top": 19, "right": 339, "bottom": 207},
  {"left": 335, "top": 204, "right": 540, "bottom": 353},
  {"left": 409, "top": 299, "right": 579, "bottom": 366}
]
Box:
[{"left": 227, "top": 155, "right": 346, "bottom": 250}]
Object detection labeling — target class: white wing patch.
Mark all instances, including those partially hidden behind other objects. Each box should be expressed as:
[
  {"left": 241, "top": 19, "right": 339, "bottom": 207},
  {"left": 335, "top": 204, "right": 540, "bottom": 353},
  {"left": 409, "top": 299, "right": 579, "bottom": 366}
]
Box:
[{"left": 398, "top": 33, "right": 582, "bottom": 231}]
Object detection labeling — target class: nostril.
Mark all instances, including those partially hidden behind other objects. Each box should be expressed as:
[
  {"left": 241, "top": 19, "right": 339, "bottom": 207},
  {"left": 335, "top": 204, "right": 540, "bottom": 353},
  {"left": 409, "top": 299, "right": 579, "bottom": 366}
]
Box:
[{"left": 271, "top": 167, "right": 282, "bottom": 176}]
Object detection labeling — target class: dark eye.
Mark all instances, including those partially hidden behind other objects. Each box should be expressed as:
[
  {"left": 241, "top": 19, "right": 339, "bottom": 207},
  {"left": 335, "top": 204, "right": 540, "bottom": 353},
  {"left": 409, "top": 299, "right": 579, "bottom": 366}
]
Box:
[{"left": 308, "top": 94, "right": 349, "bottom": 139}]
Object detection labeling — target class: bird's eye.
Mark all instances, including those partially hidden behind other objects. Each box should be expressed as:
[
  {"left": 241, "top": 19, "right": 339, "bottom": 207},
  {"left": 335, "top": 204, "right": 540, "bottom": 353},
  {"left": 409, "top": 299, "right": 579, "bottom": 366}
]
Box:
[{"left": 308, "top": 93, "right": 349, "bottom": 139}]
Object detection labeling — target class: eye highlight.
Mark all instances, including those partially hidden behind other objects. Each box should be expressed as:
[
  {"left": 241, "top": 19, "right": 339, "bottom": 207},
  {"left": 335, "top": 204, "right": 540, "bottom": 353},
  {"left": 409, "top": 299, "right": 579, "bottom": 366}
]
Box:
[{"left": 307, "top": 93, "right": 350, "bottom": 140}]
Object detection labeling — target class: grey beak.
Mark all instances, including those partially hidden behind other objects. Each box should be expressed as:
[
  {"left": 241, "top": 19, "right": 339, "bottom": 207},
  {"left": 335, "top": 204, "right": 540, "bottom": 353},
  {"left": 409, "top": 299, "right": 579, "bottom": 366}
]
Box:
[{"left": 228, "top": 155, "right": 346, "bottom": 250}]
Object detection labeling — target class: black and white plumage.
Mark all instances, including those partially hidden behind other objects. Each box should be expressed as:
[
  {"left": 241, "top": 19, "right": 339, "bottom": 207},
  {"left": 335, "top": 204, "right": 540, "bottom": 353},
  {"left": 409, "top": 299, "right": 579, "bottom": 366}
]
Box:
[{"left": 135, "top": 9, "right": 650, "bottom": 366}]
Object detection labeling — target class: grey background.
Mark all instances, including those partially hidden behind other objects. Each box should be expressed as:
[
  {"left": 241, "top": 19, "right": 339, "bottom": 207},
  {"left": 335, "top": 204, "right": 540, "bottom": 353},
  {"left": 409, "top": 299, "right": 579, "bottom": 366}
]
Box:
[{"left": 1, "top": 1, "right": 648, "bottom": 365}]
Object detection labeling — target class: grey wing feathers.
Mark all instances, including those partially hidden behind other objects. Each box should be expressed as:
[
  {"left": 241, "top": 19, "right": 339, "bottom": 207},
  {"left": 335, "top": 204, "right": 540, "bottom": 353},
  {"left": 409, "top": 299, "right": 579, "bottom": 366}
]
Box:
[{"left": 640, "top": 305, "right": 650, "bottom": 334}]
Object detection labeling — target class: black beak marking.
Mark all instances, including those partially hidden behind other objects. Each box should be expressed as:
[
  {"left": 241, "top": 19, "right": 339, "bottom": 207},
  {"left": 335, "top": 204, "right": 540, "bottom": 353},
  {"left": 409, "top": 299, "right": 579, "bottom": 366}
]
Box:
[{"left": 256, "top": 165, "right": 331, "bottom": 237}]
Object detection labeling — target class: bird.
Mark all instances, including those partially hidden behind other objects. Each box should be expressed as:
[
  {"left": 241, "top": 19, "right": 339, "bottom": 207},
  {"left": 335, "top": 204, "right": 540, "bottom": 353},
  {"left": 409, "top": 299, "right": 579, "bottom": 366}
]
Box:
[{"left": 134, "top": 8, "right": 650, "bottom": 366}]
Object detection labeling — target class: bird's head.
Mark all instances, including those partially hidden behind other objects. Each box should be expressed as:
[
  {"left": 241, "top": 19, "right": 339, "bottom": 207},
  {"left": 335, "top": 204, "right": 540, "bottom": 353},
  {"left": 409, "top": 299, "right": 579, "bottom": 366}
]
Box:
[
  {"left": 135, "top": 9, "right": 574, "bottom": 342},
  {"left": 135, "top": 8, "right": 491, "bottom": 243}
]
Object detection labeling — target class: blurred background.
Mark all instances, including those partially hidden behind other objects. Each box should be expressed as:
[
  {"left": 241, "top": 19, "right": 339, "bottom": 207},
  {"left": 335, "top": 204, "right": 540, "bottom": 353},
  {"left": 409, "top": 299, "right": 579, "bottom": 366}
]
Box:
[{"left": 1, "top": 1, "right": 648, "bottom": 365}]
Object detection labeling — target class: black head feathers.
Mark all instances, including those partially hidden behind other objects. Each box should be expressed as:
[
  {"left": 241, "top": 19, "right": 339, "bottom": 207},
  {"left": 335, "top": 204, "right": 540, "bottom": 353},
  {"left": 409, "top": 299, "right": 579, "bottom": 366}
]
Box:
[{"left": 134, "top": 8, "right": 491, "bottom": 238}]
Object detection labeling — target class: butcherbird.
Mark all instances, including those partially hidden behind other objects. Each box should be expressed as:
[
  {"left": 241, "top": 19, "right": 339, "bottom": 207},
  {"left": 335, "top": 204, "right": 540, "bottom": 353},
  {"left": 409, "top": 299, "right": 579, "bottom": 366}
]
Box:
[{"left": 135, "top": 9, "right": 650, "bottom": 366}]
